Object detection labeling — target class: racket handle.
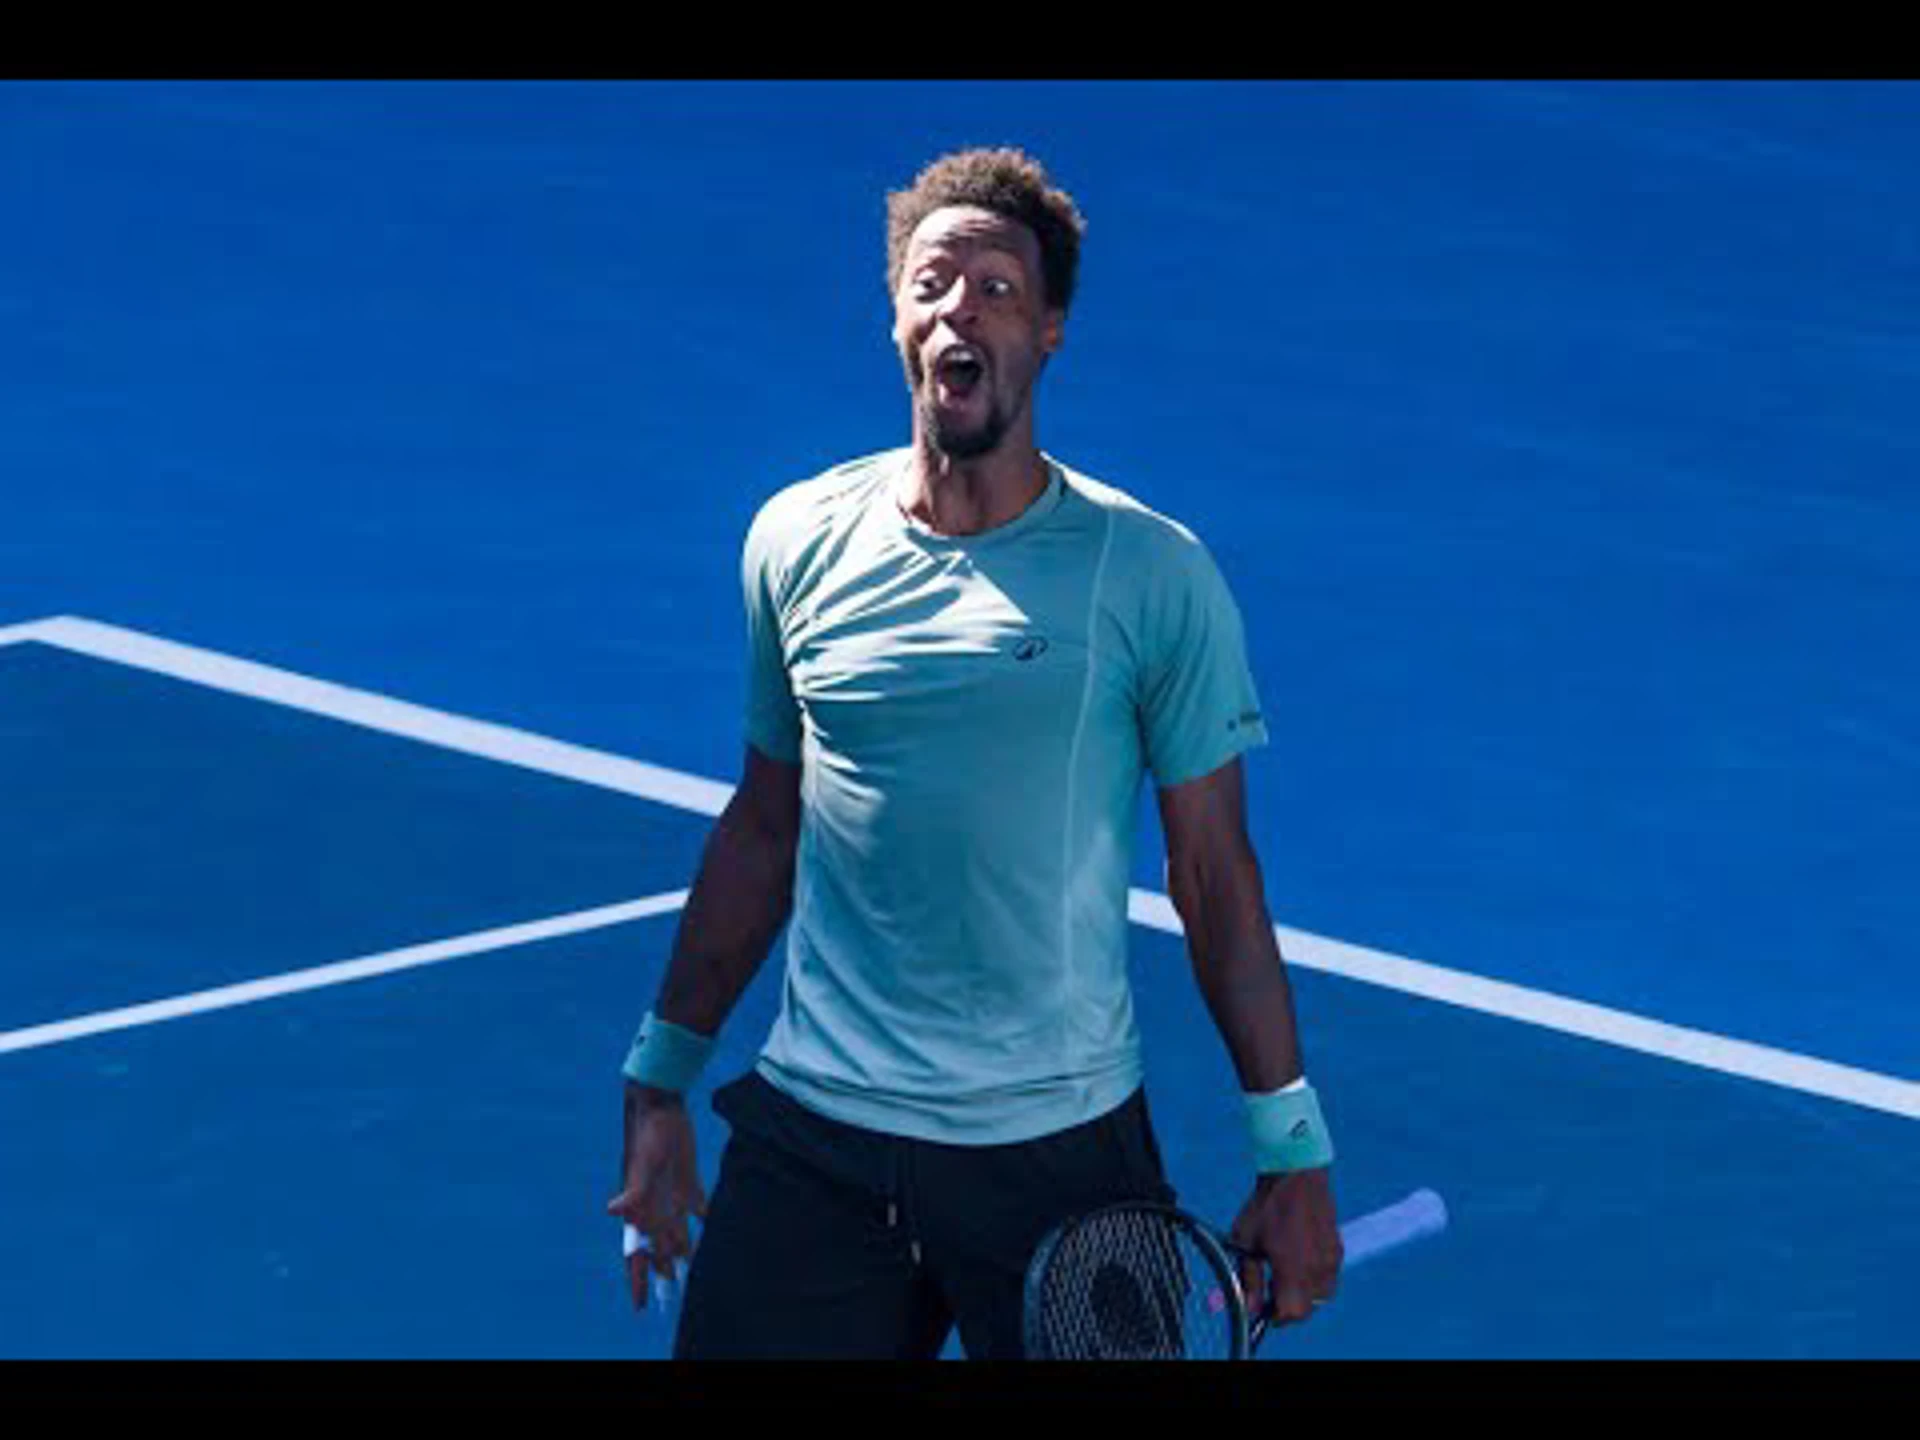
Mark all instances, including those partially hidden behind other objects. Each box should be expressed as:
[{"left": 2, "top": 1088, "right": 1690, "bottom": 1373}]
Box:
[{"left": 1340, "top": 1187, "right": 1448, "bottom": 1269}]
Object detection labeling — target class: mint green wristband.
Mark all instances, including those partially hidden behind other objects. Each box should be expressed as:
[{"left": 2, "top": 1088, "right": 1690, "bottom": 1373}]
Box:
[
  {"left": 621, "top": 1011, "right": 716, "bottom": 1092},
  {"left": 1244, "top": 1081, "right": 1335, "bottom": 1173}
]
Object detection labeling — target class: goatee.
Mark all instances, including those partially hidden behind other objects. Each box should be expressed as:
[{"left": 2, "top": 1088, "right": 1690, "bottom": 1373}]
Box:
[{"left": 924, "top": 395, "right": 1011, "bottom": 461}]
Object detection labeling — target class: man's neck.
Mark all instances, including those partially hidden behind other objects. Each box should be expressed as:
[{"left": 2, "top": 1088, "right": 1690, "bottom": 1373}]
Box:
[{"left": 898, "top": 436, "right": 1050, "bottom": 538}]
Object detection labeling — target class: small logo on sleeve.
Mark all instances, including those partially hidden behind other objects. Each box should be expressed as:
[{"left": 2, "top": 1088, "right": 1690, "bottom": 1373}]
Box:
[
  {"left": 1227, "top": 710, "right": 1263, "bottom": 732},
  {"left": 1012, "top": 635, "right": 1050, "bottom": 662}
]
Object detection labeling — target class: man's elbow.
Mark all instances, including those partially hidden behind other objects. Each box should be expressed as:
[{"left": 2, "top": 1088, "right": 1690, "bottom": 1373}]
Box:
[
  {"left": 1165, "top": 839, "right": 1266, "bottom": 934},
  {"left": 728, "top": 748, "right": 803, "bottom": 855}
]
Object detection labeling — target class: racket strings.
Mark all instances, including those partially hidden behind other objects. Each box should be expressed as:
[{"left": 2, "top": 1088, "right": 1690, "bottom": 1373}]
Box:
[{"left": 1032, "top": 1209, "right": 1237, "bottom": 1360}]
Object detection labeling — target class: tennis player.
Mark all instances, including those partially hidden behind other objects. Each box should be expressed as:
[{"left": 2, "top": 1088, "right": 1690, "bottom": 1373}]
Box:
[{"left": 608, "top": 147, "right": 1343, "bottom": 1359}]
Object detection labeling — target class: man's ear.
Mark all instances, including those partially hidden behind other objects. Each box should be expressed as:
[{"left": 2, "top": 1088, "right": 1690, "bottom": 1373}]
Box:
[{"left": 1043, "top": 309, "right": 1065, "bottom": 355}]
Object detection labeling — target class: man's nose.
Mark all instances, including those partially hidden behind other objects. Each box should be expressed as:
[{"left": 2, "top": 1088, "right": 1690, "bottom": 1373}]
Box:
[{"left": 934, "top": 275, "right": 982, "bottom": 329}]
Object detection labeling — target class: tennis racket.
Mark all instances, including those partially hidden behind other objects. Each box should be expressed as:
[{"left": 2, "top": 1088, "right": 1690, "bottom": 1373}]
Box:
[{"left": 1021, "top": 1187, "right": 1447, "bottom": 1361}]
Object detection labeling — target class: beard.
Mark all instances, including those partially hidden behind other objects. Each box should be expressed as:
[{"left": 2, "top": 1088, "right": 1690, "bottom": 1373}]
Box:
[{"left": 923, "top": 388, "right": 1013, "bottom": 460}]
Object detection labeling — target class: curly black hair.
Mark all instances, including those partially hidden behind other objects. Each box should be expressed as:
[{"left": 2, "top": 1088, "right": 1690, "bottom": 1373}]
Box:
[{"left": 885, "top": 147, "right": 1087, "bottom": 314}]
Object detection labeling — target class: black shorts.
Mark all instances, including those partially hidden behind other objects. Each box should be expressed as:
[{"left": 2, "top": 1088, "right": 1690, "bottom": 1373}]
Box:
[{"left": 673, "top": 1070, "right": 1177, "bottom": 1360}]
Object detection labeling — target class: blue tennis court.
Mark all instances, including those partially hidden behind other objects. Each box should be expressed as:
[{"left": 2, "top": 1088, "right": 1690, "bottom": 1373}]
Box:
[{"left": 2, "top": 79, "right": 1915, "bottom": 1361}]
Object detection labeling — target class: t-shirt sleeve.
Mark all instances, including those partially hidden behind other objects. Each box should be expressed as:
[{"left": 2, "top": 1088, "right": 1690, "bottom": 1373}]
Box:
[
  {"left": 1137, "top": 529, "right": 1269, "bottom": 789},
  {"left": 741, "top": 501, "right": 803, "bottom": 765}
]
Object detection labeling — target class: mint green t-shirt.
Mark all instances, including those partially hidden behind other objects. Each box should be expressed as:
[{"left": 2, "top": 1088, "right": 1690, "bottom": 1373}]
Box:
[{"left": 741, "top": 448, "right": 1268, "bottom": 1145}]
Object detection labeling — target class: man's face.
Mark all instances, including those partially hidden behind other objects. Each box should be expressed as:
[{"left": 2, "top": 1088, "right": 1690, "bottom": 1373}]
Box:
[{"left": 893, "top": 205, "right": 1064, "bottom": 461}]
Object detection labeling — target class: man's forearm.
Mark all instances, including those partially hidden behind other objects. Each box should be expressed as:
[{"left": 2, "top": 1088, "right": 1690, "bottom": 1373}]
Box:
[
  {"left": 650, "top": 794, "right": 797, "bottom": 1038},
  {"left": 1171, "top": 848, "right": 1306, "bottom": 1094}
]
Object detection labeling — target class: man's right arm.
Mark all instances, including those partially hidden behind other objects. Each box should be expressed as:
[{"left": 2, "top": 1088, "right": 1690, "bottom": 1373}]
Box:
[
  {"left": 645, "top": 742, "right": 802, "bottom": 1050},
  {"left": 609, "top": 744, "right": 801, "bottom": 1301}
]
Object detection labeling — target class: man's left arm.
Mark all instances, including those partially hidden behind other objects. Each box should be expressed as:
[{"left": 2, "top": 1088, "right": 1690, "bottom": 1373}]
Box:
[{"left": 1158, "top": 756, "right": 1344, "bottom": 1326}]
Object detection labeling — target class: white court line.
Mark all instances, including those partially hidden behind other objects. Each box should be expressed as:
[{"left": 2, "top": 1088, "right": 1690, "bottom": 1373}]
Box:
[
  {"left": 1128, "top": 891, "right": 1920, "bottom": 1121},
  {"left": 9, "top": 615, "right": 734, "bottom": 817},
  {"left": 0, "top": 891, "right": 689, "bottom": 1058},
  {"left": 4, "top": 613, "right": 1917, "bottom": 1121},
  {"left": 0, "top": 618, "right": 60, "bottom": 648}
]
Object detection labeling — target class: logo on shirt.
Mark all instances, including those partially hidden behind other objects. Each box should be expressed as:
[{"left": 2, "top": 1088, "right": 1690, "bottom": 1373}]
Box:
[
  {"left": 1227, "top": 710, "right": 1263, "bottom": 732},
  {"left": 1012, "top": 635, "right": 1050, "bottom": 663}
]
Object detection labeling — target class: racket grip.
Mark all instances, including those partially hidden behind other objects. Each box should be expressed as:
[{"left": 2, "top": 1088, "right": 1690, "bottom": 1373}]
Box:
[{"left": 1339, "top": 1187, "right": 1448, "bottom": 1268}]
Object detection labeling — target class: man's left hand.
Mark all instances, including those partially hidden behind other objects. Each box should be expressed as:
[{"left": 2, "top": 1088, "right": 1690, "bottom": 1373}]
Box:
[{"left": 1227, "top": 1168, "right": 1342, "bottom": 1327}]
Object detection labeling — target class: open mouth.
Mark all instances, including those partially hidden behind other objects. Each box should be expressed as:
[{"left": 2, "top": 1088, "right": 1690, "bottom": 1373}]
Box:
[{"left": 932, "top": 346, "right": 986, "bottom": 400}]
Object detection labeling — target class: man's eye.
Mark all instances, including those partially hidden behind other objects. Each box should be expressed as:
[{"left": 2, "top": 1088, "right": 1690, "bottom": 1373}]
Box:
[{"left": 983, "top": 277, "right": 1015, "bottom": 298}]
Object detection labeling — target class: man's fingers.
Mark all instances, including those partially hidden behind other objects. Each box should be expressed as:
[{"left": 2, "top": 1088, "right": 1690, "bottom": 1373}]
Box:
[
  {"left": 608, "top": 1181, "right": 688, "bottom": 1239},
  {"left": 625, "top": 1249, "right": 650, "bottom": 1310},
  {"left": 651, "top": 1233, "right": 682, "bottom": 1282},
  {"left": 625, "top": 1232, "right": 679, "bottom": 1307},
  {"left": 1269, "top": 1278, "right": 1316, "bottom": 1326},
  {"left": 619, "top": 1203, "right": 703, "bottom": 1311},
  {"left": 667, "top": 1216, "right": 696, "bottom": 1272},
  {"left": 1237, "top": 1255, "right": 1268, "bottom": 1318},
  {"left": 608, "top": 1175, "right": 659, "bottom": 1226},
  {"left": 1263, "top": 1255, "right": 1339, "bottom": 1327},
  {"left": 660, "top": 1205, "right": 709, "bottom": 1277}
]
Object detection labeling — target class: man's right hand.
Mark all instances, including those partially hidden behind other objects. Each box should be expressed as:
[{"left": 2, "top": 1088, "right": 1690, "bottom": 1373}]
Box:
[{"left": 606, "top": 1083, "right": 709, "bottom": 1310}]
